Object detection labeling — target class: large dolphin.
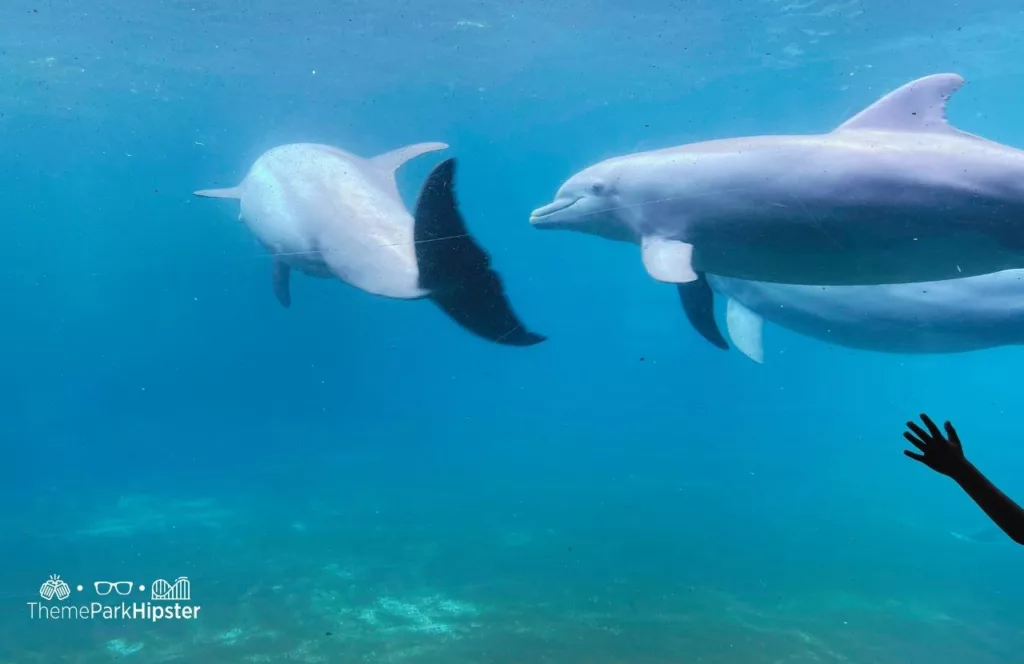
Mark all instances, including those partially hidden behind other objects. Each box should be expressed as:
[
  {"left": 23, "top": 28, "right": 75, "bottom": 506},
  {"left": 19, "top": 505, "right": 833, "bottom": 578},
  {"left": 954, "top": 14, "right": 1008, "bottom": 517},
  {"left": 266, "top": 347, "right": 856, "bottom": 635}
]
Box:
[
  {"left": 529, "top": 73, "right": 1024, "bottom": 316},
  {"left": 195, "top": 142, "right": 545, "bottom": 346},
  {"left": 699, "top": 270, "right": 1024, "bottom": 363}
]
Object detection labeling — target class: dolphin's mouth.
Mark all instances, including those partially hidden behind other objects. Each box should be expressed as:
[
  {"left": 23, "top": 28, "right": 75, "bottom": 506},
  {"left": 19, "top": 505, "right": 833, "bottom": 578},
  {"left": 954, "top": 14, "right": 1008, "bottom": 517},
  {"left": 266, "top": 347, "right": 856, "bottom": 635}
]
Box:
[{"left": 529, "top": 197, "right": 581, "bottom": 224}]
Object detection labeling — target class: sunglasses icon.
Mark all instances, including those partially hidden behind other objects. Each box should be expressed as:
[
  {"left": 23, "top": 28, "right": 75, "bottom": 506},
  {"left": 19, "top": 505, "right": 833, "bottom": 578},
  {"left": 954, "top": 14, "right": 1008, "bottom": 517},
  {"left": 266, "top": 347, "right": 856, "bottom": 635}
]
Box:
[{"left": 94, "top": 581, "right": 133, "bottom": 596}]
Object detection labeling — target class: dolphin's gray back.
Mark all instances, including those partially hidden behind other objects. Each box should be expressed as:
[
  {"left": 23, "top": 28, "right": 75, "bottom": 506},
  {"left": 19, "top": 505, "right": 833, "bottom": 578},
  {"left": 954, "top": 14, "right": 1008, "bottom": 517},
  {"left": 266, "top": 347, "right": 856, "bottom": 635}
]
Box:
[{"left": 622, "top": 131, "right": 1024, "bottom": 285}]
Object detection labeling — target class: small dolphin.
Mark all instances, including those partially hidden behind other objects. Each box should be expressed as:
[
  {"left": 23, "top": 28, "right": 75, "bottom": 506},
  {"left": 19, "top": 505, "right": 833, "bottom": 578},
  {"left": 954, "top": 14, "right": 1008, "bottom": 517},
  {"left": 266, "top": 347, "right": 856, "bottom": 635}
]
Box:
[
  {"left": 699, "top": 270, "right": 1024, "bottom": 363},
  {"left": 950, "top": 524, "right": 1004, "bottom": 543},
  {"left": 195, "top": 142, "right": 545, "bottom": 346},
  {"left": 530, "top": 73, "right": 1024, "bottom": 315}
]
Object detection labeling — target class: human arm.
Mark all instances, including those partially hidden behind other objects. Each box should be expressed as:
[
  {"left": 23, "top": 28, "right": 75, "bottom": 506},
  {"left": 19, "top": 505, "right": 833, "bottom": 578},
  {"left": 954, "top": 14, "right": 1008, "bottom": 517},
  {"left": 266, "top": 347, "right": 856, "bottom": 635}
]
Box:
[{"left": 903, "top": 413, "right": 1024, "bottom": 546}]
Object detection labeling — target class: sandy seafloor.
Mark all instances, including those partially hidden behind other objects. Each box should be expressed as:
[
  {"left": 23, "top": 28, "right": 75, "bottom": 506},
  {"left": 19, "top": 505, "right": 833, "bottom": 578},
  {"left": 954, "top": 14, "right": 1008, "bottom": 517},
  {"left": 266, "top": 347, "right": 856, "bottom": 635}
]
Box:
[{"left": 3, "top": 480, "right": 1018, "bottom": 664}]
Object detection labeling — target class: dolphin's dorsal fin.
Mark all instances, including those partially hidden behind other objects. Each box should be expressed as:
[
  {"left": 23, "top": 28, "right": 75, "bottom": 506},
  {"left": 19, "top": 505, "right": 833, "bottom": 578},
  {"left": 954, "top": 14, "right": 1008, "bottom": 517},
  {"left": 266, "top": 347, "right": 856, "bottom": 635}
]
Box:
[
  {"left": 834, "top": 73, "right": 969, "bottom": 135},
  {"left": 369, "top": 142, "right": 449, "bottom": 174}
]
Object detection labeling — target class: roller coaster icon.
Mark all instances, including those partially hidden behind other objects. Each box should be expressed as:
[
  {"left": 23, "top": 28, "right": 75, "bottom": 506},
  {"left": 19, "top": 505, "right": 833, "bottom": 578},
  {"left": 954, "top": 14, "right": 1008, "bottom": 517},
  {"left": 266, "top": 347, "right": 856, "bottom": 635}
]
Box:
[{"left": 150, "top": 577, "right": 191, "bottom": 601}]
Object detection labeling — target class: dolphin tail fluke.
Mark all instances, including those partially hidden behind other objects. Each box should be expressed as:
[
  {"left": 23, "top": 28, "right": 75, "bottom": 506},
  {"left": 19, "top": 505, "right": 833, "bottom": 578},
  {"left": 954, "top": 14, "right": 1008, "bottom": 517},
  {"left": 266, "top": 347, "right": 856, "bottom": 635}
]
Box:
[
  {"left": 677, "top": 278, "right": 729, "bottom": 351},
  {"left": 413, "top": 158, "right": 546, "bottom": 347},
  {"left": 194, "top": 186, "right": 241, "bottom": 199}
]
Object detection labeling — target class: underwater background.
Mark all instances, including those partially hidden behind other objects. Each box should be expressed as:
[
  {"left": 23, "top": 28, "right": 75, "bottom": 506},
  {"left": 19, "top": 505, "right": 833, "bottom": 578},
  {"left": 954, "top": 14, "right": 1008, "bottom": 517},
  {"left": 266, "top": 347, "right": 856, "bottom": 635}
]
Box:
[{"left": 3, "top": 0, "right": 1024, "bottom": 661}]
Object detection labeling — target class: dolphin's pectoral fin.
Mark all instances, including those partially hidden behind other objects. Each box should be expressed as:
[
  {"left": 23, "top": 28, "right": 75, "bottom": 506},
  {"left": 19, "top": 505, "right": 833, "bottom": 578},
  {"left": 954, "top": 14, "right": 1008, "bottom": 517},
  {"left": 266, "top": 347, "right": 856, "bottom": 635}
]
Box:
[
  {"left": 272, "top": 259, "right": 291, "bottom": 308},
  {"left": 726, "top": 297, "right": 765, "bottom": 364},
  {"left": 369, "top": 142, "right": 449, "bottom": 175},
  {"left": 676, "top": 277, "right": 728, "bottom": 350},
  {"left": 834, "top": 73, "right": 976, "bottom": 137},
  {"left": 641, "top": 237, "right": 698, "bottom": 284},
  {"left": 194, "top": 186, "right": 241, "bottom": 199},
  {"left": 413, "top": 158, "right": 546, "bottom": 347}
]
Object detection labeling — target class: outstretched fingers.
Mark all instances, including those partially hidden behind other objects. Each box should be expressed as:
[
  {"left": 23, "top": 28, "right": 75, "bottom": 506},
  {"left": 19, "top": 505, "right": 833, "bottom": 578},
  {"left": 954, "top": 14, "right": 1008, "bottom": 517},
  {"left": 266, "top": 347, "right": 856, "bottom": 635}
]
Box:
[
  {"left": 903, "top": 430, "right": 928, "bottom": 451},
  {"left": 906, "top": 421, "right": 931, "bottom": 444},
  {"left": 920, "top": 413, "right": 943, "bottom": 440},
  {"left": 903, "top": 449, "right": 926, "bottom": 463},
  {"left": 944, "top": 421, "right": 961, "bottom": 447}
]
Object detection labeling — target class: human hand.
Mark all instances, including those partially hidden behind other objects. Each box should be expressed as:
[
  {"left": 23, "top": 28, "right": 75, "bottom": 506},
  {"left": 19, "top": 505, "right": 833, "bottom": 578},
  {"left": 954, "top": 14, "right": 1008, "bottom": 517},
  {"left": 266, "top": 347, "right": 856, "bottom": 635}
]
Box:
[{"left": 903, "top": 413, "right": 969, "bottom": 479}]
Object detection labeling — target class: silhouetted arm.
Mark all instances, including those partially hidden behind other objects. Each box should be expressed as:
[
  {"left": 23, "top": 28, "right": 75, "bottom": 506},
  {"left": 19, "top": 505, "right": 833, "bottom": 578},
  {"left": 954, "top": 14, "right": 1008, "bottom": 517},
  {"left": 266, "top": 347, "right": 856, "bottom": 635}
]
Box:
[
  {"left": 949, "top": 460, "right": 1024, "bottom": 545},
  {"left": 903, "top": 413, "right": 1024, "bottom": 546}
]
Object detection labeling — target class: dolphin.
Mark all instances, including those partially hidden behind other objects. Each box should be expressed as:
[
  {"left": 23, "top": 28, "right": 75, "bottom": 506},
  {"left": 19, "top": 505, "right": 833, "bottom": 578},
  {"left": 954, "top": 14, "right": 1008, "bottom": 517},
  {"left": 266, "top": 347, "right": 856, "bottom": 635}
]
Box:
[
  {"left": 529, "top": 73, "right": 1024, "bottom": 319},
  {"left": 950, "top": 524, "right": 1005, "bottom": 544},
  {"left": 697, "top": 270, "right": 1024, "bottom": 363},
  {"left": 195, "top": 142, "right": 545, "bottom": 346}
]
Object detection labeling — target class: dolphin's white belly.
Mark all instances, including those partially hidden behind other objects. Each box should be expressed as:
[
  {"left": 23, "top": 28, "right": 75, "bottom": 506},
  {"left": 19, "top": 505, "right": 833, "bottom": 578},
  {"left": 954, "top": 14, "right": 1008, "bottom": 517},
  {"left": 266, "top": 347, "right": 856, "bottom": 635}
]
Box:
[
  {"left": 238, "top": 144, "right": 426, "bottom": 299},
  {"left": 707, "top": 270, "right": 1024, "bottom": 354},
  {"left": 633, "top": 133, "right": 1024, "bottom": 285}
]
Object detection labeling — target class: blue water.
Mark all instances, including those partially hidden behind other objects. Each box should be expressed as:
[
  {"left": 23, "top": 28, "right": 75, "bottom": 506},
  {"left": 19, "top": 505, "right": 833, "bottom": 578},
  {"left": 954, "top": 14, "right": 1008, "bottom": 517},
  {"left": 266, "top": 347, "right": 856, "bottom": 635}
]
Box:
[{"left": 4, "top": 1, "right": 1024, "bottom": 661}]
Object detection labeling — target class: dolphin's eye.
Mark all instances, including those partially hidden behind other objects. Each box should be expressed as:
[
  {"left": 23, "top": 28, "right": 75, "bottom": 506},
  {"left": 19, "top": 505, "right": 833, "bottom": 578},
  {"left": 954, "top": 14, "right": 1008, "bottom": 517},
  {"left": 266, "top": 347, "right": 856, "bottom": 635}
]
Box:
[{"left": 591, "top": 182, "right": 606, "bottom": 195}]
